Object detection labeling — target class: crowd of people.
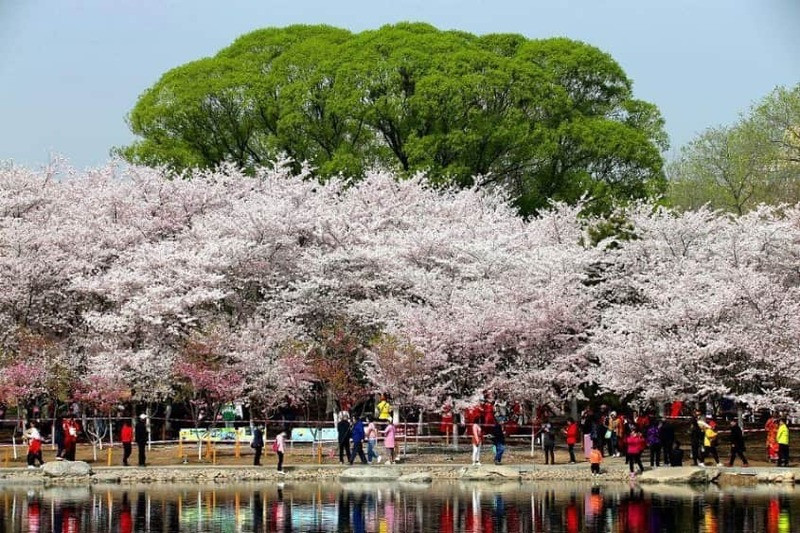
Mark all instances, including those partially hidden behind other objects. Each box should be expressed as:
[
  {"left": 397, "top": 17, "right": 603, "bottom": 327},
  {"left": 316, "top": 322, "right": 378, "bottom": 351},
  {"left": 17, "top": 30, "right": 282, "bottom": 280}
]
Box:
[
  {"left": 16, "top": 398, "right": 794, "bottom": 475},
  {"left": 538, "top": 406, "right": 793, "bottom": 477},
  {"left": 23, "top": 414, "right": 150, "bottom": 469}
]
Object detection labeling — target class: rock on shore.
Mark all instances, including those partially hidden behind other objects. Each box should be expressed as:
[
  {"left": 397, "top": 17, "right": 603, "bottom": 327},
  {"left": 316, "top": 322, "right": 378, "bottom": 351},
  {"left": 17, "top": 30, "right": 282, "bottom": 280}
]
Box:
[
  {"left": 458, "top": 465, "right": 520, "bottom": 481},
  {"left": 638, "top": 466, "right": 716, "bottom": 485},
  {"left": 339, "top": 466, "right": 401, "bottom": 482},
  {"left": 42, "top": 461, "right": 93, "bottom": 478}
]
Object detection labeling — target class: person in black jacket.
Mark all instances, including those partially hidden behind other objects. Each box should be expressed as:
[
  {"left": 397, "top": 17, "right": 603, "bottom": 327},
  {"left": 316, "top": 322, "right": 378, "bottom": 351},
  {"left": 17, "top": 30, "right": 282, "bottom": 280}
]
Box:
[
  {"left": 659, "top": 420, "right": 675, "bottom": 466},
  {"left": 491, "top": 422, "right": 506, "bottom": 464},
  {"left": 251, "top": 426, "right": 264, "bottom": 466},
  {"left": 728, "top": 419, "right": 749, "bottom": 467},
  {"left": 690, "top": 412, "right": 703, "bottom": 466},
  {"left": 135, "top": 414, "right": 148, "bottom": 467},
  {"left": 337, "top": 412, "right": 352, "bottom": 464}
]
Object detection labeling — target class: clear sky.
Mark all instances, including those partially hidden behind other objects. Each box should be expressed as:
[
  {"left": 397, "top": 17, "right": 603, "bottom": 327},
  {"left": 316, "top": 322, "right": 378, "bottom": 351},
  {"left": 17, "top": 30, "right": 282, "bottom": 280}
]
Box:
[{"left": 1, "top": 0, "right": 798, "bottom": 169}]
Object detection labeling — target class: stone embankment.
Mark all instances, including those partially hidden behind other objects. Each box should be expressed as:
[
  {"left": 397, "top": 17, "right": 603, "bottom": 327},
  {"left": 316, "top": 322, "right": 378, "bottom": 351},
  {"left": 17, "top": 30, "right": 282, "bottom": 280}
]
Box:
[{"left": 0, "top": 461, "right": 796, "bottom": 486}]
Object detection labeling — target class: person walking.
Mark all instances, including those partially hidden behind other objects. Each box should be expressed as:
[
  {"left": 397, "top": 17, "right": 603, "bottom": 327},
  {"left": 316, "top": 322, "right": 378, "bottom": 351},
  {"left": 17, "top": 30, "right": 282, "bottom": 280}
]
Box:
[
  {"left": 777, "top": 417, "right": 790, "bottom": 467},
  {"left": 646, "top": 420, "right": 662, "bottom": 467},
  {"left": 625, "top": 428, "right": 646, "bottom": 478},
  {"left": 765, "top": 414, "right": 779, "bottom": 462},
  {"left": 589, "top": 447, "right": 603, "bottom": 477},
  {"left": 275, "top": 428, "right": 287, "bottom": 473},
  {"left": 491, "top": 422, "right": 506, "bottom": 465},
  {"left": 564, "top": 417, "right": 579, "bottom": 464},
  {"left": 727, "top": 419, "right": 749, "bottom": 467},
  {"left": 251, "top": 426, "right": 264, "bottom": 466},
  {"left": 376, "top": 395, "right": 393, "bottom": 422},
  {"left": 659, "top": 419, "right": 675, "bottom": 466},
  {"left": 54, "top": 417, "right": 65, "bottom": 460},
  {"left": 120, "top": 420, "right": 133, "bottom": 467},
  {"left": 366, "top": 417, "right": 380, "bottom": 464},
  {"left": 670, "top": 441, "right": 684, "bottom": 467},
  {"left": 581, "top": 409, "right": 594, "bottom": 459},
  {"left": 605, "top": 412, "right": 619, "bottom": 458},
  {"left": 349, "top": 417, "right": 368, "bottom": 465},
  {"left": 337, "top": 412, "right": 352, "bottom": 464},
  {"left": 135, "top": 414, "right": 148, "bottom": 467},
  {"left": 25, "top": 421, "right": 45, "bottom": 468},
  {"left": 471, "top": 421, "right": 483, "bottom": 466},
  {"left": 383, "top": 419, "right": 396, "bottom": 464},
  {"left": 62, "top": 415, "right": 80, "bottom": 461},
  {"left": 689, "top": 412, "right": 704, "bottom": 466},
  {"left": 702, "top": 422, "right": 720, "bottom": 467},
  {"left": 541, "top": 421, "right": 555, "bottom": 465}
]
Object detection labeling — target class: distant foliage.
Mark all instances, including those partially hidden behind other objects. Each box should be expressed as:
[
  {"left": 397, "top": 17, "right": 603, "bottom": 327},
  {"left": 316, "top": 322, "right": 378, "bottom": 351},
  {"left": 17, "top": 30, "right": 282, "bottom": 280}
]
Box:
[
  {"left": 1, "top": 161, "right": 799, "bottom": 413},
  {"left": 668, "top": 83, "right": 800, "bottom": 214}
]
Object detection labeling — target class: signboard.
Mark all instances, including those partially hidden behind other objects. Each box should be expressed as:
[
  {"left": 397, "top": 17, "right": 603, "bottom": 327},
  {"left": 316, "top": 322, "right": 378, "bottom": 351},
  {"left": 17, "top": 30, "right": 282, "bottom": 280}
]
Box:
[
  {"left": 179, "top": 427, "right": 253, "bottom": 443},
  {"left": 290, "top": 427, "right": 338, "bottom": 442}
]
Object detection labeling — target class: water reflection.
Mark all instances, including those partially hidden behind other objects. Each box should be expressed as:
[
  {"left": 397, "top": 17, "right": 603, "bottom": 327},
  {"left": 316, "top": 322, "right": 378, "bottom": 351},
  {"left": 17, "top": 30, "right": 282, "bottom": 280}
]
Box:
[{"left": 0, "top": 481, "right": 796, "bottom": 532}]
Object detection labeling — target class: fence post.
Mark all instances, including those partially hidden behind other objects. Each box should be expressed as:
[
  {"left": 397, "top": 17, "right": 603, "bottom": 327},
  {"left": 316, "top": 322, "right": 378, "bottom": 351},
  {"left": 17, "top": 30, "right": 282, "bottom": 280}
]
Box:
[{"left": 107, "top": 447, "right": 112, "bottom": 466}]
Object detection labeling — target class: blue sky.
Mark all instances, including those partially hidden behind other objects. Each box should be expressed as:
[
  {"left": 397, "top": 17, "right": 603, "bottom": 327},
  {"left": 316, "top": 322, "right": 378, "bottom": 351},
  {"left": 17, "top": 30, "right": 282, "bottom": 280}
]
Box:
[{"left": 1, "top": 0, "right": 798, "bottom": 169}]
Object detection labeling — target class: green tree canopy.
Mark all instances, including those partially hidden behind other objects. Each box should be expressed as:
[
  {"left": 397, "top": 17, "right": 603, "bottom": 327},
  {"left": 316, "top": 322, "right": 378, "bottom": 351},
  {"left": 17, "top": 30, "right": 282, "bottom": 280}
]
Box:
[{"left": 117, "top": 23, "right": 668, "bottom": 215}]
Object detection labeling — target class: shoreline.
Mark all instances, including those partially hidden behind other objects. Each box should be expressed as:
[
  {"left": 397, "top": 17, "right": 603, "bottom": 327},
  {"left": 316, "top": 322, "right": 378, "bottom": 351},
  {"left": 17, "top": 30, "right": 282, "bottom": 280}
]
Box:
[{"left": 0, "top": 462, "right": 796, "bottom": 487}]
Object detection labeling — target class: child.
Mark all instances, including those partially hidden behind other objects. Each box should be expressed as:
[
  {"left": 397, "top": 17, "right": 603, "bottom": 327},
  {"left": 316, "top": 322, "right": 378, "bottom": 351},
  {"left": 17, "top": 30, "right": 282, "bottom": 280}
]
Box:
[
  {"left": 383, "top": 420, "right": 396, "bottom": 464},
  {"left": 670, "top": 441, "right": 684, "bottom": 467},
  {"left": 589, "top": 447, "right": 603, "bottom": 476},
  {"left": 702, "top": 424, "right": 720, "bottom": 467}
]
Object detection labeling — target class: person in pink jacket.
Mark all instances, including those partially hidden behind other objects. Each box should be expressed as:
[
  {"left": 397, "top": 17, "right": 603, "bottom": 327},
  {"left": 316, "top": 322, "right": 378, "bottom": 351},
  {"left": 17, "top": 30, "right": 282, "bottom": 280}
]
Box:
[
  {"left": 471, "top": 422, "right": 483, "bottom": 465},
  {"left": 383, "top": 421, "right": 396, "bottom": 464},
  {"left": 625, "top": 427, "right": 646, "bottom": 477},
  {"left": 275, "top": 429, "right": 287, "bottom": 474}
]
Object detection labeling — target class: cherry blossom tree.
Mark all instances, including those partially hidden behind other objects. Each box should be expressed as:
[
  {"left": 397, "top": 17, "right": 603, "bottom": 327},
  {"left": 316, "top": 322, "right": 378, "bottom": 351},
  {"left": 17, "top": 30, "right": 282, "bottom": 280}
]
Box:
[{"left": 3, "top": 157, "right": 800, "bottom": 422}]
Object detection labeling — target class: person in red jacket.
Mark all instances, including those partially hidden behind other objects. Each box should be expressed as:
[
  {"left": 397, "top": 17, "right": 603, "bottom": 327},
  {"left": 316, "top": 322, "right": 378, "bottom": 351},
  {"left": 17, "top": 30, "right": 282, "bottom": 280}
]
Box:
[
  {"left": 62, "top": 415, "right": 80, "bottom": 461},
  {"left": 120, "top": 420, "right": 133, "bottom": 466},
  {"left": 625, "top": 427, "right": 646, "bottom": 477},
  {"left": 563, "top": 417, "right": 579, "bottom": 464}
]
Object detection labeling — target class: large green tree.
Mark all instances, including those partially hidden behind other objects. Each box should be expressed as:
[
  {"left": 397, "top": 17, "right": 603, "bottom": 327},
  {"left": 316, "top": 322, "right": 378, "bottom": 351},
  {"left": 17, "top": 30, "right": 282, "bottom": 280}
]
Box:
[
  {"left": 668, "top": 83, "right": 800, "bottom": 213},
  {"left": 117, "top": 23, "right": 668, "bottom": 215}
]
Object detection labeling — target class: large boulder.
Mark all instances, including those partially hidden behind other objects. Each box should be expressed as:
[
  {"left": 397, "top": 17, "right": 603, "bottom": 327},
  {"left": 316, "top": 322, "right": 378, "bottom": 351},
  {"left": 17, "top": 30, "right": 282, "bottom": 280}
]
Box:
[
  {"left": 339, "top": 466, "right": 400, "bottom": 482},
  {"left": 458, "top": 465, "right": 520, "bottom": 481},
  {"left": 42, "top": 461, "right": 93, "bottom": 478},
  {"left": 638, "top": 466, "right": 711, "bottom": 485}
]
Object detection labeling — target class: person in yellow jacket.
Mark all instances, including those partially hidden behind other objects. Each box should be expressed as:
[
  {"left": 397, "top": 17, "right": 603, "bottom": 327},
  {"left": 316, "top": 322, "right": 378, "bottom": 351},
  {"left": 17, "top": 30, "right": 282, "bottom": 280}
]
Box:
[
  {"left": 702, "top": 424, "right": 720, "bottom": 466},
  {"left": 376, "top": 394, "right": 393, "bottom": 422},
  {"left": 776, "top": 418, "right": 790, "bottom": 467}
]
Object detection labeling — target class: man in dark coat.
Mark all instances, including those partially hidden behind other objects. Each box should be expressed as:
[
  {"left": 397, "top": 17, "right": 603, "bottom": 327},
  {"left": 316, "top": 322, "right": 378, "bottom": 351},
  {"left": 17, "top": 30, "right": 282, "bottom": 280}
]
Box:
[
  {"left": 251, "top": 426, "right": 264, "bottom": 466},
  {"left": 728, "top": 419, "right": 749, "bottom": 467},
  {"left": 135, "top": 414, "right": 148, "bottom": 467},
  {"left": 659, "top": 419, "right": 675, "bottom": 466},
  {"left": 337, "top": 413, "right": 352, "bottom": 464}
]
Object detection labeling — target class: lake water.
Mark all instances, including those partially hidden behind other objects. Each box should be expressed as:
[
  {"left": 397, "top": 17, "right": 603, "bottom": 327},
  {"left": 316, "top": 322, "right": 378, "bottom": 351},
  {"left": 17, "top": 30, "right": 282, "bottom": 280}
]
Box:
[{"left": 0, "top": 481, "right": 798, "bottom": 532}]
